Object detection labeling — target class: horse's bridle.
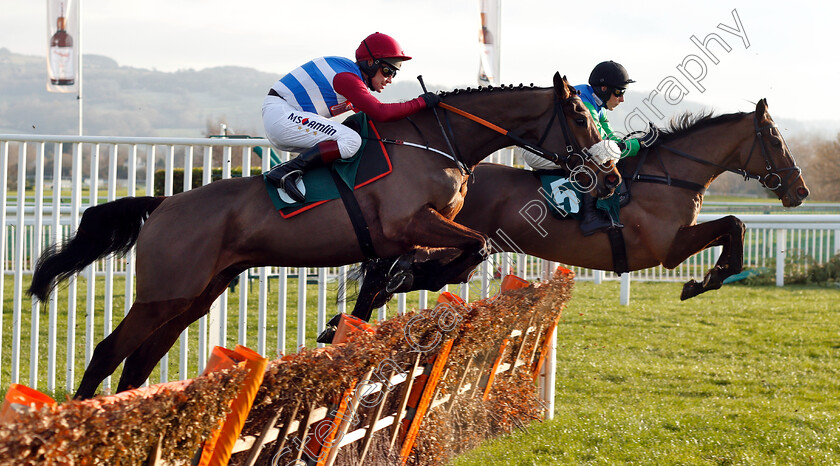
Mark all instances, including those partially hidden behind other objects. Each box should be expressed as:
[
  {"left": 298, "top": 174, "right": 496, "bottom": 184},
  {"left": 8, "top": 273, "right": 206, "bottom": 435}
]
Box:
[
  {"left": 743, "top": 116, "right": 803, "bottom": 192},
  {"left": 642, "top": 113, "right": 803, "bottom": 195},
  {"left": 533, "top": 95, "right": 587, "bottom": 163}
]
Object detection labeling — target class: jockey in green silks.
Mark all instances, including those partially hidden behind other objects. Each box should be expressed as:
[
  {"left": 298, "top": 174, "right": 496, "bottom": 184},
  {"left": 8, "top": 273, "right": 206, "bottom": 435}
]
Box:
[{"left": 573, "top": 60, "right": 657, "bottom": 235}]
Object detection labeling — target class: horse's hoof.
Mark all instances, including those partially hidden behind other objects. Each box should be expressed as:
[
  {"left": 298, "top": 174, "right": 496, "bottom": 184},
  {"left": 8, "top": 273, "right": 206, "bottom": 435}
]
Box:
[
  {"left": 317, "top": 314, "right": 343, "bottom": 344},
  {"left": 325, "top": 313, "right": 342, "bottom": 327},
  {"left": 317, "top": 326, "right": 337, "bottom": 344},
  {"left": 385, "top": 271, "right": 413, "bottom": 294},
  {"left": 680, "top": 280, "right": 702, "bottom": 300}
]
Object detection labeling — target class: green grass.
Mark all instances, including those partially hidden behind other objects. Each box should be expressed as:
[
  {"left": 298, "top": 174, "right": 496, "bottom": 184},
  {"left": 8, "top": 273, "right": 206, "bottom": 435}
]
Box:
[{"left": 450, "top": 281, "right": 840, "bottom": 465}]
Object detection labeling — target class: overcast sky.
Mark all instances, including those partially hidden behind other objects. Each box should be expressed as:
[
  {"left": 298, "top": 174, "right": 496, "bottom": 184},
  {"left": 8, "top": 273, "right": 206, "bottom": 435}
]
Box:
[{"left": 2, "top": 0, "right": 838, "bottom": 127}]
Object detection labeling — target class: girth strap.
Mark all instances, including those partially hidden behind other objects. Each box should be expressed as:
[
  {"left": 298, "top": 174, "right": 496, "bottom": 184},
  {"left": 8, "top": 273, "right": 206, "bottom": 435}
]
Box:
[
  {"left": 606, "top": 226, "right": 629, "bottom": 276},
  {"left": 329, "top": 170, "right": 377, "bottom": 259}
]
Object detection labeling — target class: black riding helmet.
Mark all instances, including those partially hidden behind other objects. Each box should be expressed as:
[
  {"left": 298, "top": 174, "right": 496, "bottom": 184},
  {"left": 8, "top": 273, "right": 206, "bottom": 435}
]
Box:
[{"left": 588, "top": 61, "right": 635, "bottom": 103}]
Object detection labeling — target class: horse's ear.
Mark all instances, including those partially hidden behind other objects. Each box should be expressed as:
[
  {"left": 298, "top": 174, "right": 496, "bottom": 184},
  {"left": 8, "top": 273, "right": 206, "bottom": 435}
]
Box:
[
  {"left": 756, "top": 98, "right": 769, "bottom": 119},
  {"left": 553, "top": 72, "right": 570, "bottom": 98}
]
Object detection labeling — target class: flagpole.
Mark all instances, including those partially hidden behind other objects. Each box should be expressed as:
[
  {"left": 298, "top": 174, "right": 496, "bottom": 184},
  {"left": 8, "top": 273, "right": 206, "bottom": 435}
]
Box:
[{"left": 77, "top": 0, "right": 83, "bottom": 136}]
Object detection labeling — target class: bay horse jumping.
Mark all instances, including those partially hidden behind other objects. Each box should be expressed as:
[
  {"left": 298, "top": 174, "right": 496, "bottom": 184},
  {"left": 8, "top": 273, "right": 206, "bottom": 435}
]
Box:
[
  {"left": 347, "top": 98, "right": 809, "bottom": 321},
  {"left": 28, "top": 73, "right": 619, "bottom": 399}
]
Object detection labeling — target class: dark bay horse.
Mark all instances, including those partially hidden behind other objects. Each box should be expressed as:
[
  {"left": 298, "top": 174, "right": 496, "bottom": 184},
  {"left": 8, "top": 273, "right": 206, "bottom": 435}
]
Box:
[
  {"left": 28, "top": 73, "right": 620, "bottom": 399},
  {"left": 348, "top": 98, "right": 809, "bottom": 319}
]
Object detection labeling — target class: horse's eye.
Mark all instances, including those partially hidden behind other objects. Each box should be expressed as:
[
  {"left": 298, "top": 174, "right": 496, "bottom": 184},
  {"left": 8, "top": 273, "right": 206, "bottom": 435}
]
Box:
[
  {"left": 771, "top": 139, "right": 782, "bottom": 148},
  {"left": 575, "top": 117, "right": 586, "bottom": 126}
]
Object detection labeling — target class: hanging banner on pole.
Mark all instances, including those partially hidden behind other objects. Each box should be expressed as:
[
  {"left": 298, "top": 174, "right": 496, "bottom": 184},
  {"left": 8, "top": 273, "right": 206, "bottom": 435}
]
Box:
[
  {"left": 478, "top": 0, "right": 501, "bottom": 86},
  {"left": 46, "top": 0, "right": 79, "bottom": 93}
]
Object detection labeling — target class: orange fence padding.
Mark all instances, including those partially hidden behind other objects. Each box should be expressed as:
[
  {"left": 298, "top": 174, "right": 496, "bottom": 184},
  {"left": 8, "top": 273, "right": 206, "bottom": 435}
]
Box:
[
  {"left": 305, "top": 382, "right": 357, "bottom": 465},
  {"left": 436, "top": 291, "right": 466, "bottom": 305},
  {"left": 435, "top": 275, "right": 527, "bottom": 310},
  {"left": 202, "top": 346, "right": 243, "bottom": 376},
  {"left": 483, "top": 338, "right": 509, "bottom": 401},
  {"left": 333, "top": 314, "right": 375, "bottom": 344},
  {"left": 0, "top": 384, "right": 57, "bottom": 423},
  {"left": 500, "top": 274, "right": 530, "bottom": 292},
  {"left": 399, "top": 339, "right": 454, "bottom": 464},
  {"left": 196, "top": 346, "right": 247, "bottom": 466},
  {"left": 203, "top": 345, "right": 267, "bottom": 466}
]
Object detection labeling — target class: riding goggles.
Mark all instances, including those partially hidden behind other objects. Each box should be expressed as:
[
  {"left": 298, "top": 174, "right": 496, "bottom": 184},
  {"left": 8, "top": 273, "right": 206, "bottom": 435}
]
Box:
[
  {"left": 380, "top": 64, "right": 397, "bottom": 78},
  {"left": 612, "top": 87, "right": 626, "bottom": 97}
]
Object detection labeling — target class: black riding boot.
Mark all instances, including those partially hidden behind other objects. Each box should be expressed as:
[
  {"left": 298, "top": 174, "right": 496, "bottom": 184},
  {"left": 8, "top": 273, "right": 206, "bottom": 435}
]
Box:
[
  {"left": 266, "top": 140, "right": 341, "bottom": 203},
  {"left": 579, "top": 194, "right": 621, "bottom": 236}
]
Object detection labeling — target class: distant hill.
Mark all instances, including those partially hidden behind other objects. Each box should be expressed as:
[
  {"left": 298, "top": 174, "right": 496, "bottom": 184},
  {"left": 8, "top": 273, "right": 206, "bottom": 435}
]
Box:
[
  {"left": 0, "top": 48, "right": 280, "bottom": 136},
  {"left": 0, "top": 48, "right": 439, "bottom": 138},
  {"left": 1, "top": 48, "right": 836, "bottom": 141}
]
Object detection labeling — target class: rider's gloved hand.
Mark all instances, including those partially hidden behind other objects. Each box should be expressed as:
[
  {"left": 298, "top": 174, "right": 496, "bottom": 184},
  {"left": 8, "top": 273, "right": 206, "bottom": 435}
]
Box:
[
  {"left": 587, "top": 140, "right": 622, "bottom": 165},
  {"left": 420, "top": 92, "right": 441, "bottom": 108}
]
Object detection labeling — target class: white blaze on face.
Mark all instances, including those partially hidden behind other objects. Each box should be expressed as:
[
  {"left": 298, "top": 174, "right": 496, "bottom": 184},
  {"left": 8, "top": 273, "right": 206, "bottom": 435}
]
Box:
[{"left": 587, "top": 140, "right": 621, "bottom": 165}]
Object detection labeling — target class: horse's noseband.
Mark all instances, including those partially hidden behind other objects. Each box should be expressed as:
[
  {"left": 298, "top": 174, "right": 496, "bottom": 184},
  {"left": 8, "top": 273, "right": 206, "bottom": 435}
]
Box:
[{"left": 746, "top": 117, "right": 803, "bottom": 194}]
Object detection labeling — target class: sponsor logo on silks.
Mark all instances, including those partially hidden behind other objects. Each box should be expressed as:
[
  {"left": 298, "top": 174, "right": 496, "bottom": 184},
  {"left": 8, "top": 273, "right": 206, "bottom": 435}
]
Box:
[{"left": 287, "top": 113, "right": 337, "bottom": 136}]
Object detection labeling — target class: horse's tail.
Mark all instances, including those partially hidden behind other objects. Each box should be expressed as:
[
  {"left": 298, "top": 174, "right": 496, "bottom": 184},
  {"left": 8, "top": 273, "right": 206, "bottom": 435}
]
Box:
[{"left": 27, "top": 196, "right": 167, "bottom": 302}]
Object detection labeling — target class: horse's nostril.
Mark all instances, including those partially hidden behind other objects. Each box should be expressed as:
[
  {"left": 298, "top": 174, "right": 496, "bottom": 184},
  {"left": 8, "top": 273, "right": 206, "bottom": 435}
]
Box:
[
  {"left": 797, "top": 187, "right": 810, "bottom": 199},
  {"left": 606, "top": 174, "right": 619, "bottom": 186}
]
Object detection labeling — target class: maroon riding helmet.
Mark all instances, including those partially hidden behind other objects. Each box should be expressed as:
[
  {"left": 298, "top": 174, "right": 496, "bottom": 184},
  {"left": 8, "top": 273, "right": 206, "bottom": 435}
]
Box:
[{"left": 355, "top": 32, "right": 411, "bottom": 89}]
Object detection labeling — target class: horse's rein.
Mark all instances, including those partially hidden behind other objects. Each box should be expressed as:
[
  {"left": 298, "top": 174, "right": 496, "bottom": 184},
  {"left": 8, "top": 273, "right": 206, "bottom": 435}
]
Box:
[
  {"left": 368, "top": 93, "right": 588, "bottom": 172},
  {"left": 436, "top": 97, "right": 583, "bottom": 166},
  {"left": 438, "top": 102, "right": 507, "bottom": 135}
]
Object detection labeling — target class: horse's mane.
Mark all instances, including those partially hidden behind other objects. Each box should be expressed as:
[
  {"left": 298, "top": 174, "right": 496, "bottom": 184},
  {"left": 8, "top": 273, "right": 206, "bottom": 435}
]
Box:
[
  {"left": 658, "top": 110, "right": 750, "bottom": 141},
  {"left": 438, "top": 83, "right": 545, "bottom": 97}
]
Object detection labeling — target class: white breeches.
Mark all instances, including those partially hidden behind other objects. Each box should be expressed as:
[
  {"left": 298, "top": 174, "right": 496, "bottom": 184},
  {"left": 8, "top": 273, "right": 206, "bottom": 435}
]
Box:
[{"left": 262, "top": 96, "right": 361, "bottom": 159}]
